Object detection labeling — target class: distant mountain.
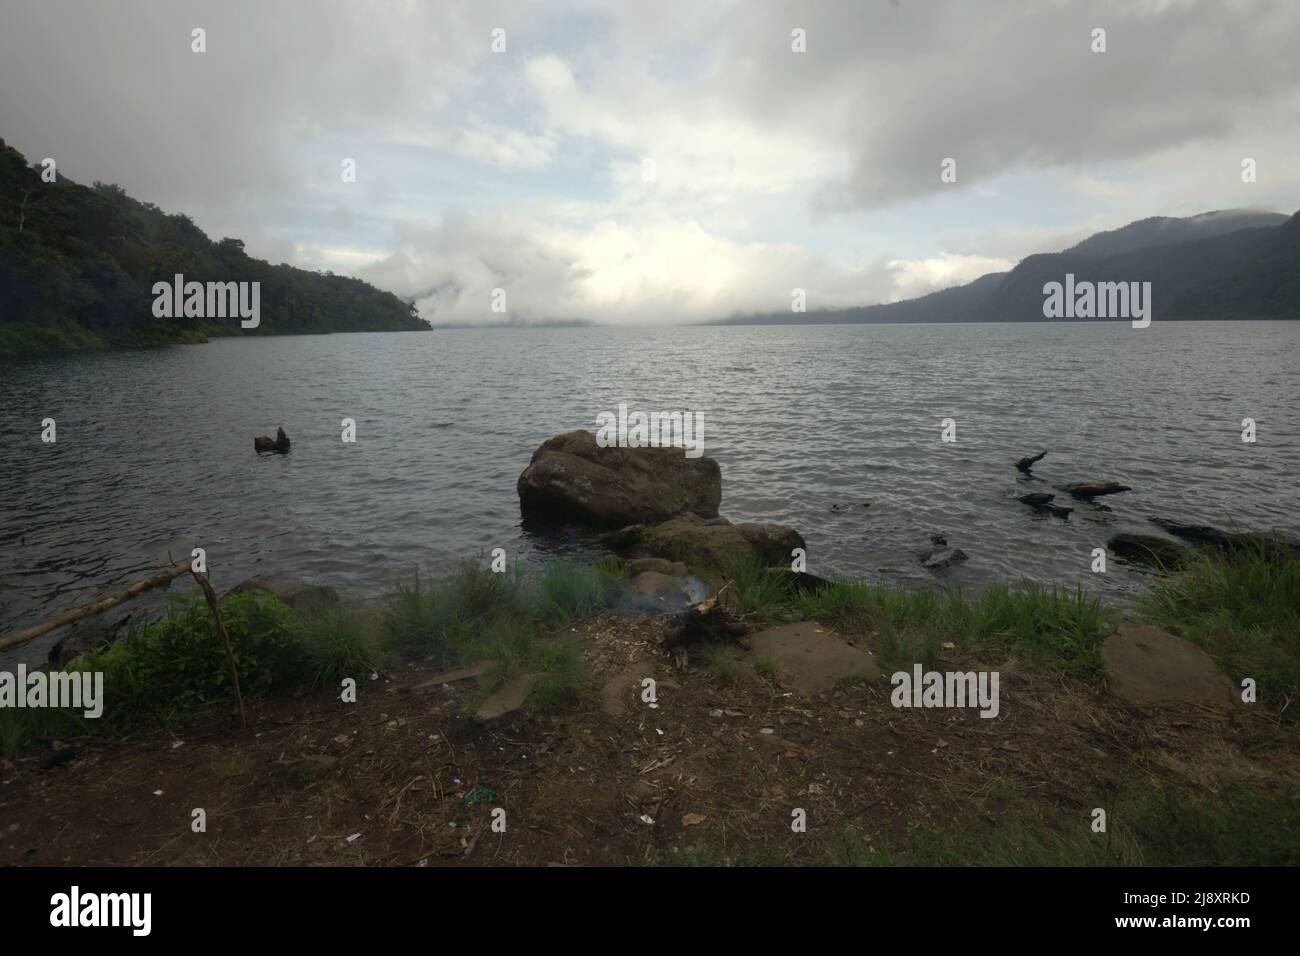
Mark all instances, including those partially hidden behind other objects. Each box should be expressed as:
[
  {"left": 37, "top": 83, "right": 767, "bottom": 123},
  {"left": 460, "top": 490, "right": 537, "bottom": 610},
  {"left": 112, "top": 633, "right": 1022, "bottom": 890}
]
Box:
[
  {"left": 1062, "top": 209, "right": 1288, "bottom": 258},
  {"left": 1170, "top": 210, "right": 1300, "bottom": 319},
  {"left": 0, "top": 139, "right": 429, "bottom": 357},
  {"left": 713, "top": 207, "right": 1300, "bottom": 325}
]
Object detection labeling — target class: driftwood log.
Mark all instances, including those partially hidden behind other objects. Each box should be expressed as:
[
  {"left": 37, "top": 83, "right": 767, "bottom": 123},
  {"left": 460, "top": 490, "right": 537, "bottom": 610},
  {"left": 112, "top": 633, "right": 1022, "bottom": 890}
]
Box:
[
  {"left": 0, "top": 561, "right": 191, "bottom": 651},
  {"left": 0, "top": 560, "right": 248, "bottom": 729}
]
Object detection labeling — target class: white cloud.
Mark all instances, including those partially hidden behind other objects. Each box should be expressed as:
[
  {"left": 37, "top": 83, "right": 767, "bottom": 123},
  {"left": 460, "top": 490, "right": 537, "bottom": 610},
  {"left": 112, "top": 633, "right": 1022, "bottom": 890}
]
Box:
[
  {"left": 3, "top": 0, "right": 1298, "bottom": 324},
  {"left": 884, "top": 254, "right": 1015, "bottom": 302}
]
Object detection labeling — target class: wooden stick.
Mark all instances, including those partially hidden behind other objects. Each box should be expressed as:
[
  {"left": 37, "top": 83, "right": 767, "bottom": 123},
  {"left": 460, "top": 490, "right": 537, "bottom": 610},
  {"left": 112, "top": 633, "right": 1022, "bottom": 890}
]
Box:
[
  {"left": 0, "top": 561, "right": 191, "bottom": 651},
  {"left": 189, "top": 568, "right": 248, "bottom": 729}
]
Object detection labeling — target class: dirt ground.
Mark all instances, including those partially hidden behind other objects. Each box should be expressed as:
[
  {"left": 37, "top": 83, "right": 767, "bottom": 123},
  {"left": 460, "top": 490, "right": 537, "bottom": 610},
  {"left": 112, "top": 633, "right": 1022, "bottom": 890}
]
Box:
[{"left": 1, "top": 609, "right": 1294, "bottom": 866}]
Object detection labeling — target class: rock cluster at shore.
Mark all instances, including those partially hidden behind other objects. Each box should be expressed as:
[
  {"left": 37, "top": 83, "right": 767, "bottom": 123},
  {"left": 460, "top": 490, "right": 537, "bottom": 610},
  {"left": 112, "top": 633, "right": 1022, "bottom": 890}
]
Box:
[{"left": 517, "top": 430, "right": 801, "bottom": 577}]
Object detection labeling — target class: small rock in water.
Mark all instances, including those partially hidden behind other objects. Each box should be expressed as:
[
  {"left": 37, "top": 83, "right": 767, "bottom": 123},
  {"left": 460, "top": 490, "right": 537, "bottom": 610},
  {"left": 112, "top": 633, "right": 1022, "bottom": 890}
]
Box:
[
  {"left": 1059, "top": 481, "right": 1131, "bottom": 499},
  {"left": 254, "top": 427, "right": 291, "bottom": 454},
  {"left": 1015, "top": 451, "right": 1047, "bottom": 474},
  {"left": 1017, "top": 493, "right": 1055, "bottom": 507},
  {"left": 921, "top": 547, "right": 968, "bottom": 571}
]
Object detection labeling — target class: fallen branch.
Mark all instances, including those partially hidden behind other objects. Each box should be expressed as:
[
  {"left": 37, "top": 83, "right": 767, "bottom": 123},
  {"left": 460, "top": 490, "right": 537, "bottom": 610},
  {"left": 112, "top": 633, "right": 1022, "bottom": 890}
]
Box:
[{"left": 0, "top": 561, "right": 191, "bottom": 651}]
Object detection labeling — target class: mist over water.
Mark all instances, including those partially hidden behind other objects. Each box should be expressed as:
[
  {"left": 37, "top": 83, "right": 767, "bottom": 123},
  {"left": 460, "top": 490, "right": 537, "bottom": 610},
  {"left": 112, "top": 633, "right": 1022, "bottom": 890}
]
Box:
[{"left": 2, "top": 321, "right": 1297, "bottom": 665}]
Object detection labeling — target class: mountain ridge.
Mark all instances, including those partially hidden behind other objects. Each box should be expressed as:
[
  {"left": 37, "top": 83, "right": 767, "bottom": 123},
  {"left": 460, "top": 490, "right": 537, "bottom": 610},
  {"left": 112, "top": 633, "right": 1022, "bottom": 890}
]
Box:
[{"left": 711, "top": 207, "right": 1300, "bottom": 326}]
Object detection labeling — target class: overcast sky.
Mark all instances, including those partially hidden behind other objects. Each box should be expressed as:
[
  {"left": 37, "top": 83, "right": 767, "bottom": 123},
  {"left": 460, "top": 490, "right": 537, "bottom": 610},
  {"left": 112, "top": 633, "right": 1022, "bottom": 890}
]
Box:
[{"left": 2, "top": 0, "right": 1298, "bottom": 324}]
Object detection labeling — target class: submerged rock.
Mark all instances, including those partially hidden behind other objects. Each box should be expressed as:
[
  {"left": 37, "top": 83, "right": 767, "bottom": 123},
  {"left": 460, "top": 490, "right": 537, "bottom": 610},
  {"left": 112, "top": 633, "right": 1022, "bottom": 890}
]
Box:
[
  {"left": 517, "top": 430, "right": 721, "bottom": 526},
  {"left": 920, "top": 546, "right": 968, "bottom": 571},
  {"left": 49, "top": 615, "right": 132, "bottom": 668},
  {"left": 604, "top": 512, "right": 805, "bottom": 577},
  {"left": 1015, "top": 451, "right": 1047, "bottom": 474},
  {"left": 1148, "top": 518, "right": 1300, "bottom": 562},
  {"left": 222, "top": 576, "right": 340, "bottom": 615},
  {"left": 1016, "top": 493, "right": 1071, "bottom": 519},
  {"left": 1107, "top": 533, "right": 1189, "bottom": 567},
  {"left": 1059, "top": 481, "right": 1131, "bottom": 499},
  {"left": 254, "top": 427, "right": 290, "bottom": 454}
]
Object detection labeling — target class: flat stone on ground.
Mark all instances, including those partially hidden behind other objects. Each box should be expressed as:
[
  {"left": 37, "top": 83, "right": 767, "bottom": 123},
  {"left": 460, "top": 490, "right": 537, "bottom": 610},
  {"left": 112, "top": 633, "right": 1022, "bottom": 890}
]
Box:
[
  {"left": 747, "top": 622, "right": 881, "bottom": 696},
  {"left": 474, "top": 673, "right": 539, "bottom": 721},
  {"left": 411, "top": 661, "right": 491, "bottom": 690},
  {"left": 1101, "top": 625, "right": 1236, "bottom": 708},
  {"left": 600, "top": 668, "right": 642, "bottom": 716}
]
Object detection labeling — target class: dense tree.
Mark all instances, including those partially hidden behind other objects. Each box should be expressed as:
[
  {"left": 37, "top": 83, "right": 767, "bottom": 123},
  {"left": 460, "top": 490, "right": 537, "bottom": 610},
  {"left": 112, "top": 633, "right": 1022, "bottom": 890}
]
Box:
[{"left": 0, "top": 139, "right": 428, "bottom": 355}]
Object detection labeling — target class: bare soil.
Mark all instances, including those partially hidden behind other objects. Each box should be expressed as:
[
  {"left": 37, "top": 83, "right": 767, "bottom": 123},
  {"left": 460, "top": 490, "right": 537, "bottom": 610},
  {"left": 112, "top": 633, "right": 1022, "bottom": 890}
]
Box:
[{"left": 2, "top": 610, "right": 1294, "bottom": 866}]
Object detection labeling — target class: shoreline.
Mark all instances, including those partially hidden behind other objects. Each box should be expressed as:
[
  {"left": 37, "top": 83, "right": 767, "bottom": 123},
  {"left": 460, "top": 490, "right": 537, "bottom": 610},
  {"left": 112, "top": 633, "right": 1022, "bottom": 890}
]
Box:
[
  {"left": 1, "top": 544, "right": 1296, "bottom": 866},
  {"left": 6, "top": 316, "right": 1298, "bottom": 360}
]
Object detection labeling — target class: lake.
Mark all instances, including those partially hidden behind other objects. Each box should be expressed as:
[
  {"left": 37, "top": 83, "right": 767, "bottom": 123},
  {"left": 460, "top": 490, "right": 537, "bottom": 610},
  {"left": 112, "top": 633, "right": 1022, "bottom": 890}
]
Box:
[{"left": 2, "top": 320, "right": 1297, "bottom": 665}]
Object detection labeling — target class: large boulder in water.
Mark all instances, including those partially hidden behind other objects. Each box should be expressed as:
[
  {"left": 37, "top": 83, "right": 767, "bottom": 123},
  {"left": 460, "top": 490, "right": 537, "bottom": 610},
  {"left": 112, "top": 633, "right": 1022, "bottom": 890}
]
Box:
[{"left": 517, "top": 430, "right": 721, "bottom": 526}]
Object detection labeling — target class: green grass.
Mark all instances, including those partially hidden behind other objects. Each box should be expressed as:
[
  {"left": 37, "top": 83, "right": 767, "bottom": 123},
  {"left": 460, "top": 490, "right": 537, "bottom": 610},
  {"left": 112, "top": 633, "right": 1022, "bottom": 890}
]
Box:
[
  {"left": 1138, "top": 544, "right": 1300, "bottom": 705},
  {"left": 792, "top": 579, "right": 1113, "bottom": 674},
  {"left": 722, "top": 555, "right": 796, "bottom": 621},
  {"left": 734, "top": 546, "right": 1294, "bottom": 692},
  {"left": 1, "top": 590, "right": 308, "bottom": 756},
  {"left": 299, "top": 611, "right": 393, "bottom": 688},
  {"left": 527, "top": 640, "right": 586, "bottom": 712},
  {"left": 698, "top": 642, "right": 751, "bottom": 687},
  {"left": 754, "top": 658, "right": 779, "bottom": 684},
  {"left": 384, "top": 561, "right": 529, "bottom": 661},
  {"left": 382, "top": 560, "right": 595, "bottom": 715},
  {"left": 872, "top": 621, "right": 943, "bottom": 673},
  {"left": 536, "top": 559, "right": 616, "bottom": 623},
  {"left": 2, "top": 559, "right": 608, "bottom": 758}
]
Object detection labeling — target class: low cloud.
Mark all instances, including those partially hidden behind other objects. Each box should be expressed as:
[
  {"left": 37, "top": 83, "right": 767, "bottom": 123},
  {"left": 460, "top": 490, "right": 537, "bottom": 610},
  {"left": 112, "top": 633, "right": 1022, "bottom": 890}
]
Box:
[
  {"left": 3, "top": 0, "right": 1298, "bottom": 324},
  {"left": 358, "top": 209, "right": 1000, "bottom": 324}
]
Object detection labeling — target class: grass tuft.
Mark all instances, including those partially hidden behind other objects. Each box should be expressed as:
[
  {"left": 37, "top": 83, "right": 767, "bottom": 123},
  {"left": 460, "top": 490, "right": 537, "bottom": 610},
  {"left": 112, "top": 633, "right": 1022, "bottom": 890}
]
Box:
[{"left": 1138, "top": 543, "right": 1299, "bottom": 705}]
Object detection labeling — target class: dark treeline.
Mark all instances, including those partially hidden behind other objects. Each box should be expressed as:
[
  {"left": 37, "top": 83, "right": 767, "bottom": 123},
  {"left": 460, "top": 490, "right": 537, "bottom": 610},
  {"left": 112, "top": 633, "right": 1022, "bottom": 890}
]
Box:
[{"left": 0, "top": 139, "right": 428, "bottom": 356}]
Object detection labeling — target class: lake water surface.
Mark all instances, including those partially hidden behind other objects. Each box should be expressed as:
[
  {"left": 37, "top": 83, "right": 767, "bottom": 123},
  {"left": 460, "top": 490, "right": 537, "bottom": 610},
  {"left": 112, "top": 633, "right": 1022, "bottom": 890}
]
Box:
[{"left": 2, "top": 321, "right": 1297, "bottom": 665}]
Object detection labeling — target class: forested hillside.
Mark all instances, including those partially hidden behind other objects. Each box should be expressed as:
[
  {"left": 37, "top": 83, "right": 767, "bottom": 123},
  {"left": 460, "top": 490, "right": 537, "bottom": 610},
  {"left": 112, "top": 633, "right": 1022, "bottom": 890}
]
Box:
[{"left": 0, "top": 140, "right": 428, "bottom": 356}]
